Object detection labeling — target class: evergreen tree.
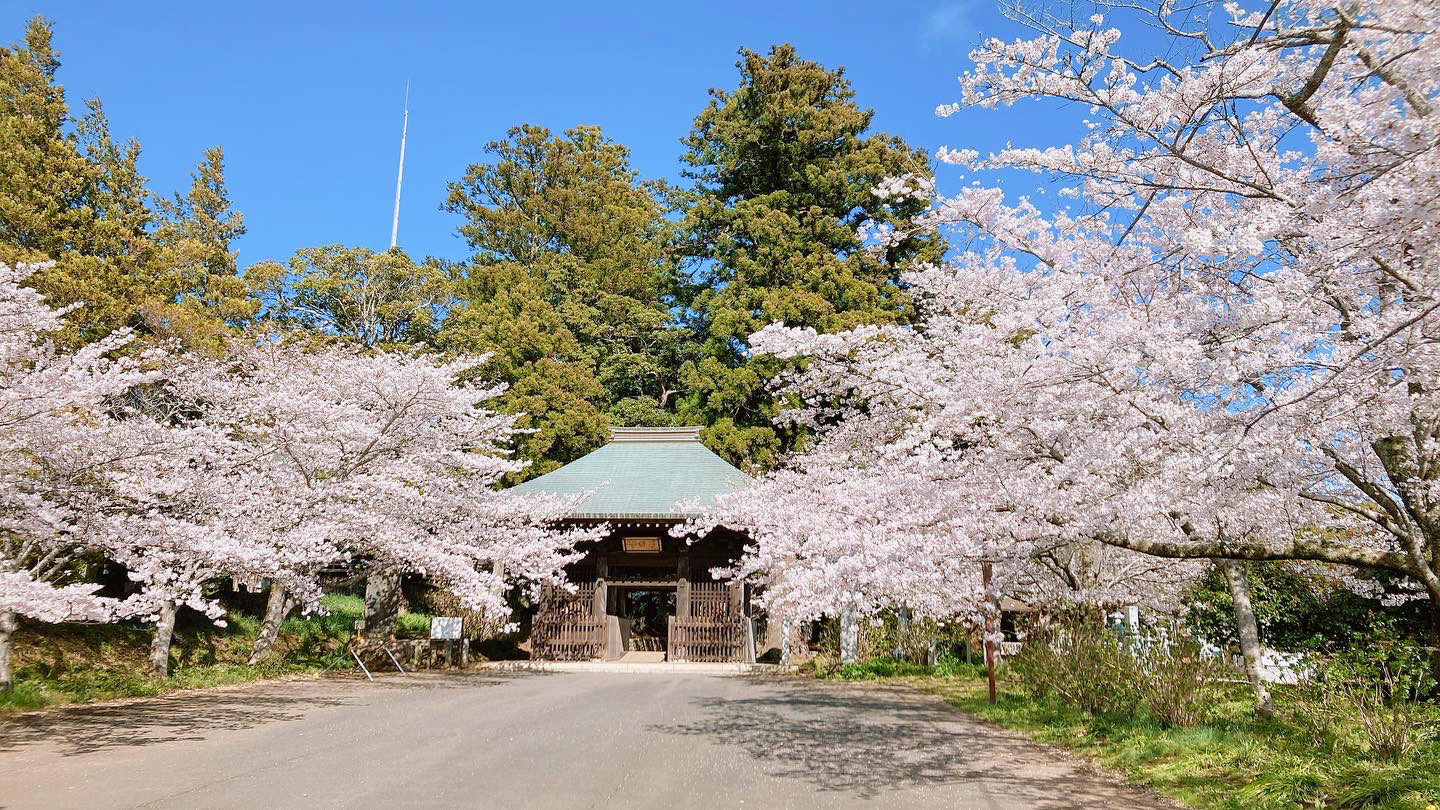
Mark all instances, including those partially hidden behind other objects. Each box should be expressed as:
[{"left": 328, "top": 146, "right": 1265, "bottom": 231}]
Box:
[
  {"left": 0, "top": 17, "right": 241, "bottom": 348},
  {"left": 441, "top": 124, "right": 683, "bottom": 476},
  {"left": 155, "top": 146, "right": 253, "bottom": 328},
  {"left": 0, "top": 17, "right": 92, "bottom": 259},
  {"left": 677, "top": 44, "right": 943, "bottom": 469}
]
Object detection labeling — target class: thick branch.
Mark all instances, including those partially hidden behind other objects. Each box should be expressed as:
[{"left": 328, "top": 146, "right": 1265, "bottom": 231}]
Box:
[{"left": 1098, "top": 531, "right": 1414, "bottom": 576}]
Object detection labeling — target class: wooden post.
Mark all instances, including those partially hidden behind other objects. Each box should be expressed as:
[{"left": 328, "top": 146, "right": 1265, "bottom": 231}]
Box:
[
  {"left": 677, "top": 579, "right": 691, "bottom": 620},
  {"left": 983, "top": 561, "right": 997, "bottom": 705}
]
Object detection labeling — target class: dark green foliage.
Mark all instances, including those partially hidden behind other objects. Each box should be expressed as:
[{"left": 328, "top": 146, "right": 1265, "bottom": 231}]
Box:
[
  {"left": 676, "top": 44, "right": 945, "bottom": 469},
  {"left": 441, "top": 124, "right": 684, "bottom": 476},
  {"left": 1185, "top": 562, "right": 1431, "bottom": 654}
]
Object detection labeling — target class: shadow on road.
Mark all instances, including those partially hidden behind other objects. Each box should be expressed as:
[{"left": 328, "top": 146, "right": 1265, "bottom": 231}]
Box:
[
  {"left": 0, "top": 670, "right": 536, "bottom": 758},
  {"left": 650, "top": 678, "right": 1174, "bottom": 809}
]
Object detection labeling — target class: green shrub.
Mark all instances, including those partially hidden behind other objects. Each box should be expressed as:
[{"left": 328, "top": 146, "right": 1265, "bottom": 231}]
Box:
[
  {"left": 0, "top": 680, "right": 55, "bottom": 711},
  {"left": 1130, "top": 636, "right": 1223, "bottom": 728},
  {"left": 1308, "top": 642, "right": 1440, "bottom": 762},
  {"left": 834, "top": 658, "right": 934, "bottom": 680},
  {"left": 1012, "top": 622, "right": 1220, "bottom": 727},
  {"left": 1011, "top": 623, "right": 1143, "bottom": 718},
  {"left": 934, "top": 651, "right": 988, "bottom": 679}
]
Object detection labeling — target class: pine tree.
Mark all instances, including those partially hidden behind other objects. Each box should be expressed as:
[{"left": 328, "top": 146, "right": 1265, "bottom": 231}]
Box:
[
  {"left": 677, "top": 44, "right": 943, "bottom": 469},
  {"left": 0, "top": 17, "right": 94, "bottom": 258}
]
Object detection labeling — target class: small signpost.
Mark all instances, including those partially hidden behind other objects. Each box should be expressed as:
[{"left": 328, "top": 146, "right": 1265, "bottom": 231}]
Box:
[
  {"left": 430, "top": 616, "right": 467, "bottom": 668},
  {"left": 430, "top": 617, "right": 462, "bottom": 640}
]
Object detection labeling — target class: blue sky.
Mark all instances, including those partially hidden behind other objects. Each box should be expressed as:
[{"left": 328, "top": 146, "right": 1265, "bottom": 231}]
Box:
[{"left": 4, "top": 1, "right": 1064, "bottom": 268}]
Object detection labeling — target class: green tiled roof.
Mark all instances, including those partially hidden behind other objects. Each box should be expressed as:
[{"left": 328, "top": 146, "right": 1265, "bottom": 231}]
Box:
[{"left": 509, "top": 427, "right": 754, "bottom": 519}]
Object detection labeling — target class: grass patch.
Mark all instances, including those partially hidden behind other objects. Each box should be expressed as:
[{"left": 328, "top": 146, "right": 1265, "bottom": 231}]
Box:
[
  {"left": 806, "top": 651, "right": 992, "bottom": 681},
  {"left": 883, "top": 669, "right": 1440, "bottom": 810},
  {"left": 1, "top": 593, "right": 376, "bottom": 713}
]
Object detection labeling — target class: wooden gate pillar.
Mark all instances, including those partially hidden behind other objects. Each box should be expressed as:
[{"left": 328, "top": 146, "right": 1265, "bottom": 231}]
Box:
[{"left": 676, "top": 579, "right": 691, "bottom": 619}]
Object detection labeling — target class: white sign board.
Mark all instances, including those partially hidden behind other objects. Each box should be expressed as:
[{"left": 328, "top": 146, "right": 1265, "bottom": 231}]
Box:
[{"left": 430, "top": 616, "right": 463, "bottom": 640}]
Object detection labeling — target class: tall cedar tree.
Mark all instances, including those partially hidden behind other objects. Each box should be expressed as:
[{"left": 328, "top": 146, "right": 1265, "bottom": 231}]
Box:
[
  {"left": 154, "top": 147, "right": 254, "bottom": 333},
  {"left": 0, "top": 17, "right": 243, "bottom": 348},
  {"left": 677, "top": 45, "right": 943, "bottom": 470},
  {"left": 441, "top": 124, "right": 683, "bottom": 478}
]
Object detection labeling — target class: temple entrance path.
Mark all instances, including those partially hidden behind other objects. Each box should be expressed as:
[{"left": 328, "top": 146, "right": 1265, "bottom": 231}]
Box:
[{"left": 0, "top": 671, "right": 1179, "bottom": 809}]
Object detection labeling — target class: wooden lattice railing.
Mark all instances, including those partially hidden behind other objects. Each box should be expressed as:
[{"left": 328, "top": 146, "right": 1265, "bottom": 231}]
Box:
[
  {"left": 687, "top": 581, "right": 736, "bottom": 622},
  {"left": 668, "top": 616, "right": 745, "bottom": 663},
  {"left": 532, "top": 584, "right": 604, "bottom": 661}
]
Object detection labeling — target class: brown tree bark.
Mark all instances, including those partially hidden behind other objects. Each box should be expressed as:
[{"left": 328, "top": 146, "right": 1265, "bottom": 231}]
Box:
[
  {"left": 0, "top": 610, "right": 15, "bottom": 692},
  {"left": 1219, "top": 560, "right": 1273, "bottom": 718},
  {"left": 248, "top": 585, "right": 293, "bottom": 664},
  {"left": 364, "top": 565, "right": 402, "bottom": 639},
  {"left": 147, "top": 600, "right": 178, "bottom": 679}
]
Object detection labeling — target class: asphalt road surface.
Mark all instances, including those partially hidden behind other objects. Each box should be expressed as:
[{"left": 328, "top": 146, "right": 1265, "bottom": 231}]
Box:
[{"left": 0, "top": 671, "right": 1177, "bottom": 809}]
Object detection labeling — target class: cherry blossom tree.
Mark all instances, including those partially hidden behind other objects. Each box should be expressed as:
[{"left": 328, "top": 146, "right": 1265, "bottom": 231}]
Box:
[
  {"left": 926, "top": 0, "right": 1440, "bottom": 675},
  {"left": 1, "top": 261, "right": 595, "bottom": 685},
  {"left": 0, "top": 262, "right": 229, "bottom": 688},
  {"left": 692, "top": 0, "right": 1440, "bottom": 701},
  {"left": 169, "top": 338, "right": 596, "bottom": 664}
]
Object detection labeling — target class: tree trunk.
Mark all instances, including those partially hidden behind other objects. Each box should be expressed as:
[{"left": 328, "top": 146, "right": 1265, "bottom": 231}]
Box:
[
  {"left": 839, "top": 606, "right": 858, "bottom": 663},
  {"left": 249, "top": 584, "right": 293, "bottom": 665},
  {"left": 0, "top": 610, "right": 15, "bottom": 692},
  {"left": 1219, "top": 560, "right": 1273, "bottom": 718},
  {"left": 1428, "top": 597, "right": 1440, "bottom": 691},
  {"left": 364, "top": 565, "right": 403, "bottom": 639},
  {"left": 147, "top": 600, "right": 178, "bottom": 679}
]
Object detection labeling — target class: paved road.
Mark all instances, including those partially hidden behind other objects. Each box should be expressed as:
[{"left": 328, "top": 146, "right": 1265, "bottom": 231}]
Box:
[{"left": 0, "top": 671, "right": 1176, "bottom": 809}]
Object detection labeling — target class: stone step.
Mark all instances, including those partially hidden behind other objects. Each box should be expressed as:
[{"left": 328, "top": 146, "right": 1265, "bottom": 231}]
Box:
[{"left": 617, "top": 651, "right": 667, "bottom": 663}]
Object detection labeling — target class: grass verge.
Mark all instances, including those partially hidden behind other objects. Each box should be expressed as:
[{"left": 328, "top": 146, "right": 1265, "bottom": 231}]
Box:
[
  {"left": 1, "top": 594, "right": 435, "bottom": 713},
  {"left": 817, "top": 661, "right": 1440, "bottom": 810}
]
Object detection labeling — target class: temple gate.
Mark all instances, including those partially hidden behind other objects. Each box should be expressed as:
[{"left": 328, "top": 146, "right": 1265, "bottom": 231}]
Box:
[{"left": 514, "top": 427, "right": 756, "bottom": 663}]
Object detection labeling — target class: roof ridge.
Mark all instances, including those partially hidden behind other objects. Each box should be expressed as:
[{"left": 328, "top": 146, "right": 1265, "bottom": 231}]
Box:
[{"left": 609, "top": 426, "right": 702, "bottom": 443}]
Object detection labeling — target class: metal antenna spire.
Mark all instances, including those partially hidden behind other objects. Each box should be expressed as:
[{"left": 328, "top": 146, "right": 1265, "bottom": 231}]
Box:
[{"left": 389, "top": 81, "right": 409, "bottom": 249}]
